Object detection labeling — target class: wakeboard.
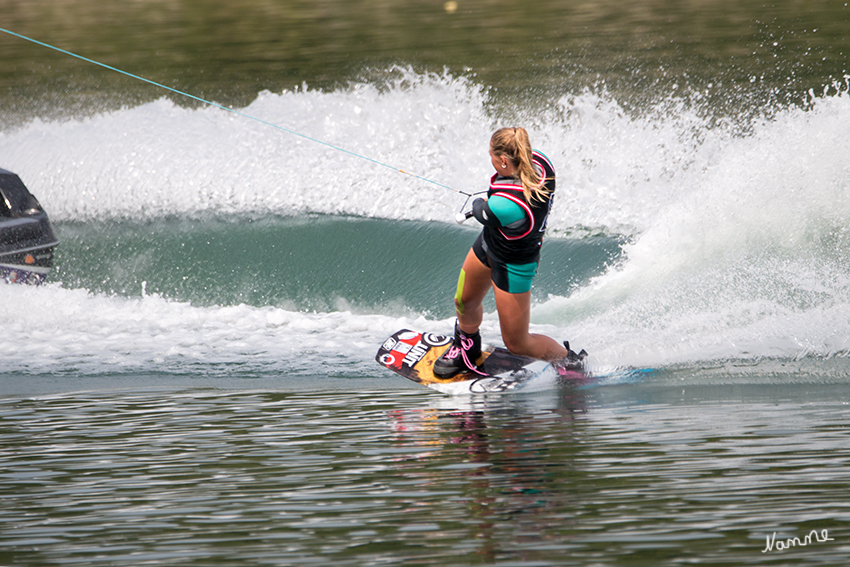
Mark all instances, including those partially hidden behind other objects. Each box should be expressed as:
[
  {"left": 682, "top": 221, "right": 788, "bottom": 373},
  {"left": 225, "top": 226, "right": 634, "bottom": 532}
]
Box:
[{"left": 376, "top": 329, "right": 588, "bottom": 395}]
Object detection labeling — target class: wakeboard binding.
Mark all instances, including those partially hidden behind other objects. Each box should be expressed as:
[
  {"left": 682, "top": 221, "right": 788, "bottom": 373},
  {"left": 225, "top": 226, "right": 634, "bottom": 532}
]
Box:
[{"left": 432, "top": 321, "right": 484, "bottom": 378}]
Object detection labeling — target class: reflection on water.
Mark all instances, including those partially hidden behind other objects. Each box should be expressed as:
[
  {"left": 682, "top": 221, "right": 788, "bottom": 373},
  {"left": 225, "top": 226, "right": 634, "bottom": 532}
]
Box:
[
  {"left": 386, "top": 391, "right": 590, "bottom": 562},
  {"left": 2, "top": 386, "right": 848, "bottom": 566}
]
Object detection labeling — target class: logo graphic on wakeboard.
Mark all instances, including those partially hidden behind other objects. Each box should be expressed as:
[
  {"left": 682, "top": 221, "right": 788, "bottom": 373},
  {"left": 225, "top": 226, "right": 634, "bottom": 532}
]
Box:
[{"left": 421, "top": 333, "right": 451, "bottom": 347}]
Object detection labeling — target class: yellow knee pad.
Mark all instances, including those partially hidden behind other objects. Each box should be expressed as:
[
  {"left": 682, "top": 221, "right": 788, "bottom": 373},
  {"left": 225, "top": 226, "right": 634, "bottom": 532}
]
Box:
[{"left": 454, "top": 268, "right": 466, "bottom": 316}]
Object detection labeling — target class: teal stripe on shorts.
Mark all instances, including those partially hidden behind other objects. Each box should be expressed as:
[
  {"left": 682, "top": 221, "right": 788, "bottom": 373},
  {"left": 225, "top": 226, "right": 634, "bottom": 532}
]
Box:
[{"left": 505, "top": 261, "right": 538, "bottom": 294}]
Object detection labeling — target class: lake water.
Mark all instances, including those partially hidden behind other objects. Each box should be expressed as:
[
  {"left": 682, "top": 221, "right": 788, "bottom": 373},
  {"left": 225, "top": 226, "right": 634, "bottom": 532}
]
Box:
[{"left": 2, "top": 1, "right": 850, "bottom": 565}]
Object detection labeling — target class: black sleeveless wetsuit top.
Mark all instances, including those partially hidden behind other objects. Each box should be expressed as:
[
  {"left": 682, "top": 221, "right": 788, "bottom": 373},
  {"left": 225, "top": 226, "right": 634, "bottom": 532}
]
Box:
[{"left": 480, "top": 150, "right": 556, "bottom": 265}]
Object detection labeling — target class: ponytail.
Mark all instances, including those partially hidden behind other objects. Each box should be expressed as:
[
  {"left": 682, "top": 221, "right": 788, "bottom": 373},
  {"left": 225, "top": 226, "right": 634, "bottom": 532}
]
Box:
[{"left": 490, "top": 127, "right": 551, "bottom": 203}]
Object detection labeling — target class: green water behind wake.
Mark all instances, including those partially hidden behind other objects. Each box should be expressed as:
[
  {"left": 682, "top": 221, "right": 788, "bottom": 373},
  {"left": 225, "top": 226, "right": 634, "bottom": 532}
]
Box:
[{"left": 51, "top": 215, "right": 623, "bottom": 316}]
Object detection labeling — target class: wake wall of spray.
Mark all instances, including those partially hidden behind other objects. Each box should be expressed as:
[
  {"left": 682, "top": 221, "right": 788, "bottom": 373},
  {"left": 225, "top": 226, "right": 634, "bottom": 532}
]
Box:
[{"left": 2, "top": 68, "right": 850, "bottom": 377}]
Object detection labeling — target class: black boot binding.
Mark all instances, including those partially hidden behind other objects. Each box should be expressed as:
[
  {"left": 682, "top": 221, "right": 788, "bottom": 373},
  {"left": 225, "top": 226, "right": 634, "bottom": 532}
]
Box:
[
  {"left": 557, "top": 341, "right": 588, "bottom": 370},
  {"left": 433, "top": 321, "right": 483, "bottom": 378}
]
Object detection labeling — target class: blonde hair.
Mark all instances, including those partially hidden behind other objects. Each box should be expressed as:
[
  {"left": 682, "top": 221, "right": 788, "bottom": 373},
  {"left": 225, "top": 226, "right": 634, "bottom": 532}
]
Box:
[{"left": 490, "top": 127, "right": 550, "bottom": 203}]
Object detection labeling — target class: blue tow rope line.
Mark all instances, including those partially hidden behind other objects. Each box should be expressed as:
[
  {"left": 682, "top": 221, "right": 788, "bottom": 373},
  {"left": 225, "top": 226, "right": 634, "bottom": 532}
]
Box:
[{"left": 0, "top": 27, "right": 472, "bottom": 198}]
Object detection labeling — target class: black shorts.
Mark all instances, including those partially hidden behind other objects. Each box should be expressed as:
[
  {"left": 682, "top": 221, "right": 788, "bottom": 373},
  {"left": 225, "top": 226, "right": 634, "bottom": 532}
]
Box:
[{"left": 472, "top": 233, "right": 538, "bottom": 294}]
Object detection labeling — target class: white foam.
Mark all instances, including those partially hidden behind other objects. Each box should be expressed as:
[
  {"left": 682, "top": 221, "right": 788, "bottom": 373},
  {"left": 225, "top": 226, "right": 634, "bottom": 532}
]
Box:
[
  {"left": 0, "top": 67, "right": 738, "bottom": 234},
  {"left": 536, "top": 88, "right": 850, "bottom": 367},
  {"left": 0, "top": 68, "right": 491, "bottom": 223},
  {"left": 0, "top": 280, "right": 513, "bottom": 376}
]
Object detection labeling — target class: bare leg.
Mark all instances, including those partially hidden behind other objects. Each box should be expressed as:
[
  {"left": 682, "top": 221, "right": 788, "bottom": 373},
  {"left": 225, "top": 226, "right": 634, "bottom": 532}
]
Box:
[
  {"left": 493, "top": 286, "right": 568, "bottom": 361},
  {"left": 432, "top": 249, "right": 493, "bottom": 377},
  {"left": 453, "top": 248, "right": 492, "bottom": 335},
  {"left": 453, "top": 247, "right": 567, "bottom": 361}
]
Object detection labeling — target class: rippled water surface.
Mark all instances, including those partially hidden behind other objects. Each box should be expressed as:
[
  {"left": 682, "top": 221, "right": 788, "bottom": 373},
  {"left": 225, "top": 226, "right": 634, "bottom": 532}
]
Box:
[{"left": 3, "top": 385, "right": 849, "bottom": 566}]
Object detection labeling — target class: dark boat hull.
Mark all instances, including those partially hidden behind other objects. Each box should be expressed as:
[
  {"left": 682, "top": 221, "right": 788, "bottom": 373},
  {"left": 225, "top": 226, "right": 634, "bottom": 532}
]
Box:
[
  {"left": 0, "top": 168, "right": 59, "bottom": 285},
  {"left": 0, "top": 242, "right": 56, "bottom": 284}
]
